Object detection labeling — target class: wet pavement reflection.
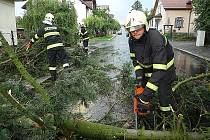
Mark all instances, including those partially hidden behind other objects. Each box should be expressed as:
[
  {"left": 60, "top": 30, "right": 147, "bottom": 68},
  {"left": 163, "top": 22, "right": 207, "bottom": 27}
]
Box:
[{"left": 174, "top": 49, "right": 208, "bottom": 76}]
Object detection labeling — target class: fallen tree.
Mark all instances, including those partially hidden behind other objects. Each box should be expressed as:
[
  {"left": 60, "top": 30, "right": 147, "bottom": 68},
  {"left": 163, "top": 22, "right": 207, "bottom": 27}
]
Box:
[
  {"left": 0, "top": 88, "right": 203, "bottom": 140},
  {"left": 62, "top": 119, "right": 203, "bottom": 140}
]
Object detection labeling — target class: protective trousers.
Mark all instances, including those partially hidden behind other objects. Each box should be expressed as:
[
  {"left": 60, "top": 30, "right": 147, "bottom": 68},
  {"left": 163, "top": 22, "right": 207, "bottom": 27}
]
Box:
[
  {"left": 141, "top": 75, "right": 176, "bottom": 112},
  {"left": 83, "top": 39, "right": 89, "bottom": 53},
  {"left": 158, "top": 73, "right": 176, "bottom": 112},
  {"left": 47, "top": 47, "right": 69, "bottom": 81}
]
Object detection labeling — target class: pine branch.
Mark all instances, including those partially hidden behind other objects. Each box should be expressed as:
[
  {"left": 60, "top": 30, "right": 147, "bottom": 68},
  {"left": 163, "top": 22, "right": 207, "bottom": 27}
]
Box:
[
  {"left": 172, "top": 72, "right": 210, "bottom": 92},
  {"left": 0, "top": 87, "right": 44, "bottom": 126},
  {"left": 0, "top": 32, "right": 50, "bottom": 103}
]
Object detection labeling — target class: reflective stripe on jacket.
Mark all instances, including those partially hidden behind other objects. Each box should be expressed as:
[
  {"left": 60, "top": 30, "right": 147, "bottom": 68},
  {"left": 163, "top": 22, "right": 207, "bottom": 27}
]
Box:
[
  {"left": 31, "top": 24, "right": 64, "bottom": 49},
  {"left": 80, "top": 28, "right": 89, "bottom": 41}
]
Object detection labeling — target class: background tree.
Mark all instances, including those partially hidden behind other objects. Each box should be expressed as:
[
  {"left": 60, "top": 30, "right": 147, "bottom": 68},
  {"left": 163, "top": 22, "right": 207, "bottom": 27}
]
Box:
[
  {"left": 20, "top": 0, "right": 78, "bottom": 45},
  {"left": 85, "top": 9, "right": 121, "bottom": 37},
  {"left": 193, "top": 0, "right": 210, "bottom": 44},
  {"left": 131, "top": 0, "right": 143, "bottom": 11}
]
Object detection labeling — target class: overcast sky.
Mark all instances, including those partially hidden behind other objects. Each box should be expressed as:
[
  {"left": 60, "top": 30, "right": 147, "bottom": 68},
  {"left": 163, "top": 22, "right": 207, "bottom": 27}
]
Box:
[{"left": 15, "top": 0, "right": 154, "bottom": 24}]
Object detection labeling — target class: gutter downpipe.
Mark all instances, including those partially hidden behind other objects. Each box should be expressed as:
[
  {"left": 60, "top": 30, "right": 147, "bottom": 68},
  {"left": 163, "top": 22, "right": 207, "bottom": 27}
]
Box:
[{"left": 187, "top": 9, "right": 192, "bottom": 36}]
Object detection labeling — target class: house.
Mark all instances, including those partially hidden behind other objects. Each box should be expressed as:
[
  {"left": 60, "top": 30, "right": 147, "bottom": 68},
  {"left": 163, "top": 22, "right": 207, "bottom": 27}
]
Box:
[
  {"left": 149, "top": 0, "right": 195, "bottom": 34},
  {"left": 96, "top": 5, "right": 115, "bottom": 19},
  {"left": 0, "top": 0, "right": 26, "bottom": 45},
  {"left": 96, "top": 5, "right": 110, "bottom": 12}
]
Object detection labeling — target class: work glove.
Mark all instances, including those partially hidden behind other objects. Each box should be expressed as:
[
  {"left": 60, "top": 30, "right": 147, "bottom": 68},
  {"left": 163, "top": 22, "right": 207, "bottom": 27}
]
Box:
[
  {"left": 135, "top": 76, "right": 143, "bottom": 87},
  {"left": 26, "top": 41, "right": 32, "bottom": 51}
]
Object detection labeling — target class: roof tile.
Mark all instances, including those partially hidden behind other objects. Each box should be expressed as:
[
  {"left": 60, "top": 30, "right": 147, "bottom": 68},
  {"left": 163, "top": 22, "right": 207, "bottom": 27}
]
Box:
[{"left": 161, "top": 0, "right": 192, "bottom": 8}]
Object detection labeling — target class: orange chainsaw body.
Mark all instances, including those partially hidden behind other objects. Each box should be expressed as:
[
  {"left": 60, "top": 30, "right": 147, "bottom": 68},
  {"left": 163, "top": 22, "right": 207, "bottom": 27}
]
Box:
[{"left": 134, "top": 86, "right": 150, "bottom": 116}]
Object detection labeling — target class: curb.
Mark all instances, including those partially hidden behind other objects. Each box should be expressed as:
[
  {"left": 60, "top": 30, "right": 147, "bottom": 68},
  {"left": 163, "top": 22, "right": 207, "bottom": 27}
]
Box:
[{"left": 173, "top": 47, "right": 210, "bottom": 62}]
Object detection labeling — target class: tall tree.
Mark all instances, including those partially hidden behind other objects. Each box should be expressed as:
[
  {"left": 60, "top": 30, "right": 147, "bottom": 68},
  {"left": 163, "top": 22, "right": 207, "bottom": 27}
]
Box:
[
  {"left": 21, "top": 0, "right": 78, "bottom": 44},
  {"left": 131, "top": 0, "right": 143, "bottom": 11},
  {"left": 85, "top": 9, "right": 121, "bottom": 36}
]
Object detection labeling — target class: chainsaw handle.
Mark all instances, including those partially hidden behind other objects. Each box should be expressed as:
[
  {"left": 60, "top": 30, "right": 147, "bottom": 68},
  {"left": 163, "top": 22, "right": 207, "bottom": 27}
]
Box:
[{"left": 135, "top": 87, "right": 144, "bottom": 95}]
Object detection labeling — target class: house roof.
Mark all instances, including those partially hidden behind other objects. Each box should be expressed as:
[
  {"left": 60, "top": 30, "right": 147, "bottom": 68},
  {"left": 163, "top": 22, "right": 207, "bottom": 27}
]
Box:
[
  {"left": 80, "top": 0, "right": 96, "bottom": 10},
  {"left": 161, "top": 0, "right": 192, "bottom": 9},
  {"left": 152, "top": 0, "right": 192, "bottom": 16},
  {"left": 80, "top": 0, "right": 93, "bottom": 10}
]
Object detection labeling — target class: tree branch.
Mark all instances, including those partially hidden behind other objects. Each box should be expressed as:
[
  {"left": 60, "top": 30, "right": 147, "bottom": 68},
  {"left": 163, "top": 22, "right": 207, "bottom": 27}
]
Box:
[
  {"left": 0, "top": 87, "right": 44, "bottom": 126},
  {"left": 0, "top": 32, "right": 50, "bottom": 103},
  {"left": 172, "top": 72, "right": 210, "bottom": 92}
]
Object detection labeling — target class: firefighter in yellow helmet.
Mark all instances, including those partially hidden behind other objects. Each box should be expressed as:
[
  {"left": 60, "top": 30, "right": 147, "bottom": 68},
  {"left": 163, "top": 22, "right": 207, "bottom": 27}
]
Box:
[
  {"left": 125, "top": 10, "right": 176, "bottom": 115},
  {"left": 26, "top": 13, "right": 69, "bottom": 81}
]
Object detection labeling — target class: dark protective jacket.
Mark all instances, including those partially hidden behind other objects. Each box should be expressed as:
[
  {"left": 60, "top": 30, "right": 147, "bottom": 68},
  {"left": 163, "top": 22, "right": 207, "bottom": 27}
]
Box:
[
  {"left": 129, "top": 28, "right": 176, "bottom": 100},
  {"left": 80, "top": 27, "right": 89, "bottom": 41},
  {"left": 31, "top": 24, "right": 64, "bottom": 50}
]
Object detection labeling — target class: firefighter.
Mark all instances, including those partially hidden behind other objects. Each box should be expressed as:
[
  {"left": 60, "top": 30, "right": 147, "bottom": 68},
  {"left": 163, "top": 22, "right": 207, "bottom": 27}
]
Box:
[
  {"left": 124, "top": 10, "right": 176, "bottom": 115},
  {"left": 79, "top": 23, "right": 89, "bottom": 53},
  {"left": 26, "top": 13, "right": 69, "bottom": 81}
]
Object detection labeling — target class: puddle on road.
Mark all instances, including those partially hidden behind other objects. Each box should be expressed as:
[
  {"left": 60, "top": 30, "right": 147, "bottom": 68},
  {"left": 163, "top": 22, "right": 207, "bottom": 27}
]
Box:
[{"left": 174, "top": 49, "right": 209, "bottom": 76}]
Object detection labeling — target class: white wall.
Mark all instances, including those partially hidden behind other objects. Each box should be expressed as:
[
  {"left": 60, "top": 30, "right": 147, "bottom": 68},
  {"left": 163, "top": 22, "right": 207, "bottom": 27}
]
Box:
[
  {"left": 0, "top": 0, "right": 17, "bottom": 45},
  {"left": 166, "top": 10, "right": 195, "bottom": 33},
  {"left": 73, "top": 0, "right": 87, "bottom": 24}
]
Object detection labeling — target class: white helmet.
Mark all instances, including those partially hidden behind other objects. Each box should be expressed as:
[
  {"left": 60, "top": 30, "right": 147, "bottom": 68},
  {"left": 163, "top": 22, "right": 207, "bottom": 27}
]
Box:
[
  {"left": 124, "top": 10, "right": 149, "bottom": 32},
  {"left": 80, "top": 22, "right": 86, "bottom": 28},
  {"left": 44, "top": 13, "right": 54, "bottom": 23}
]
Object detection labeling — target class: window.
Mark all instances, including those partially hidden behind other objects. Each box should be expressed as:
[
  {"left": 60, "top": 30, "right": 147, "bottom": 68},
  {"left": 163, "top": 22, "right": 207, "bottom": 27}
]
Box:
[
  {"left": 175, "top": 17, "right": 184, "bottom": 28},
  {"left": 158, "top": 6, "right": 161, "bottom": 14}
]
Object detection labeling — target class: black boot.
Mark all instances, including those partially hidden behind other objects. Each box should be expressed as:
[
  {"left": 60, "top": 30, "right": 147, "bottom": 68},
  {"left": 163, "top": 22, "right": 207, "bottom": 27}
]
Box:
[
  {"left": 49, "top": 70, "right": 57, "bottom": 81},
  {"left": 159, "top": 111, "right": 175, "bottom": 130}
]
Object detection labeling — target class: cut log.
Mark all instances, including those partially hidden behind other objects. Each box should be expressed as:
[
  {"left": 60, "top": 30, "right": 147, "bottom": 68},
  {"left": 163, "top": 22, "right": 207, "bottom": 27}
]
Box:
[{"left": 62, "top": 119, "right": 204, "bottom": 140}]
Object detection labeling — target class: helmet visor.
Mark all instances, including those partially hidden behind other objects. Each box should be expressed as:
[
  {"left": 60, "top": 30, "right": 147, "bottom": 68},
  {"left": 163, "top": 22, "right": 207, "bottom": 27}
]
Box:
[{"left": 129, "top": 24, "right": 145, "bottom": 32}]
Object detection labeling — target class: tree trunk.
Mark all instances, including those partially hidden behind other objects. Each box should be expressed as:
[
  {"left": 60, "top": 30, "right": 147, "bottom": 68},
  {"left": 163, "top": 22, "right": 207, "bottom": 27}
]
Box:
[
  {"left": 0, "top": 32, "right": 50, "bottom": 103},
  {"left": 62, "top": 119, "right": 203, "bottom": 140},
  {"left": 1, "top": 84, "right": 203, "bottom": 140}
]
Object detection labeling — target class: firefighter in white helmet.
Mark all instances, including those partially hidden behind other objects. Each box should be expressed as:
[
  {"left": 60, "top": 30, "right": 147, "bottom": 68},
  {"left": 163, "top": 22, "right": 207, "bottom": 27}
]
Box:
[
  {"left": 26, "top": 13, "right": 69, "bottom": 81},
  {"left": 125, "top": 10, "right": 176, "bottom": 116},
  {"left": 43, "top": 13, "right": 54, "bottom": 25},
  {"left": 79, "top": 23, "right": 89, "bottom": 53}
]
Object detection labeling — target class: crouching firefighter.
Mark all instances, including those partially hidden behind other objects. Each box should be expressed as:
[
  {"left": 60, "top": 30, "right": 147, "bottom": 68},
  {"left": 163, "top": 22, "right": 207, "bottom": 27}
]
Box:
[
  {"left": 125, "top": 10, "right": 176, "bottom": 117},
  {"left": 26, "top": 13, "right": 69, "bottom": 81},
  {"left": 79, "top": 24, "right": 89, "bottom": 53}
]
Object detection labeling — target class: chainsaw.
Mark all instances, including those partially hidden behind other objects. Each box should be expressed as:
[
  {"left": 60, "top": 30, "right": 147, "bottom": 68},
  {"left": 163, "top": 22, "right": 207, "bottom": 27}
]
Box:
[{"left": 133, "top": 86, "right": 151, "bottom": 129}]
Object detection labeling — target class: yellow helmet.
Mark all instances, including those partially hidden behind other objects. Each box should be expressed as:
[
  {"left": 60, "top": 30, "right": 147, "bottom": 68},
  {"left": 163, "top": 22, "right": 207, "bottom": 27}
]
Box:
[{"left": 124, "top": 10, "right": 149, "bottom": 32}]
